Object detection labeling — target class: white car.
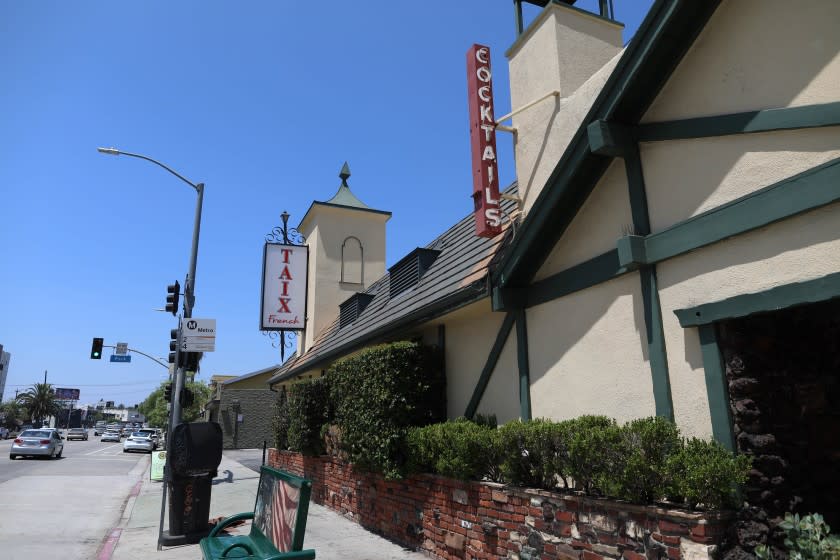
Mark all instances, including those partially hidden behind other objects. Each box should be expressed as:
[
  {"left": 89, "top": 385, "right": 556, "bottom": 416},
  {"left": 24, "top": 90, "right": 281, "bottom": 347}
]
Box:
[{"left": 123, "top": 432, "right": 155, "bottom": 453}]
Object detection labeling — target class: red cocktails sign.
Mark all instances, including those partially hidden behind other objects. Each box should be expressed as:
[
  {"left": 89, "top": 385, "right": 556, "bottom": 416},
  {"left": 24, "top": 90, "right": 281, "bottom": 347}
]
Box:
[
  {"left": 261, "top": 243, "right": 308, "bottom": 331},
  {"left": 466, "top": 43, "right": 502, "bottom": 238}
]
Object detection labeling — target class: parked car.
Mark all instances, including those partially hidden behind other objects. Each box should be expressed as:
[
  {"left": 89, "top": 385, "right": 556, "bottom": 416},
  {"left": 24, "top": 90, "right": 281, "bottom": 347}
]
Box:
[
  {"left": 0, "top": 427, "right": 9, "bottom": 439},
  {"left": 66, "top": 428, "right": 89, "bottom": 441},
  {"left": 135, "top": 429, "right": 159, "bottom": 449},
  {"left": 101, "top": 430, "right": 122, "bottom": 443},
  {"left": 10, "top": 429, "right": 64, "bottom": 459},
  {"left": 123, "top": 432, "right": 155, "bottom": 453}
]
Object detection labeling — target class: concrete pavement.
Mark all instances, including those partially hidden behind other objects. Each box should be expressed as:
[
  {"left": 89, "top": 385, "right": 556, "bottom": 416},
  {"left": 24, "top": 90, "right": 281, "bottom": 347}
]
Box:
[{"left": 106, "top": 448, "right": 428, "bottom": 559}]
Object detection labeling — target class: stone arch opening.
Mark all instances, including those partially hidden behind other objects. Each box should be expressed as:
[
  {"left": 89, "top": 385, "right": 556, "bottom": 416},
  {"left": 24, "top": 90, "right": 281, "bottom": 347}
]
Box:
[{"left": 717, "top": 298, "right": 840, "bottom": 556}]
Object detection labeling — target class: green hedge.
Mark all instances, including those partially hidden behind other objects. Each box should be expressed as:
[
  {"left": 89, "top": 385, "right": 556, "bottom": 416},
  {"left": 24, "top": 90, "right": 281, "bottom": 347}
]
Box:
[
  {"left": 408, "top": 416, "right": 750, "bottom": 510},
  {"left": 285, "top": 377, "right": 330, "bottom": 456},
  {"left": 328, "top": 341, "right": 445, "bottom": 479}
]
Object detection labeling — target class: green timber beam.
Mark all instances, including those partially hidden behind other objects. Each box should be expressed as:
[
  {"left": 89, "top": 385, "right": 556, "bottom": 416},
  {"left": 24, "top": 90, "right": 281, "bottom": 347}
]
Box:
[
  {"left": 523, "top": 249, "right": 626, "bottom": 309},
  {"left": 637, "top": 101, "right": 840, "bottom": 142},
  {"left": 515, "top": 308, "right": 532, "bottom": 420},
  {"left": 675, "top": 271, "right": 840, "bottom": 328},
  {"left": 697, "top": 324, "right": 735, "bottom": 451},
  {"left": 616, "top": 157, "right": 840, "bottom": 269},
  {"left": 464, "top": 312, "right": 516, "bottom": 419},
  {"left": 622, "top": 137, "right": 674, "bottom": 421}
]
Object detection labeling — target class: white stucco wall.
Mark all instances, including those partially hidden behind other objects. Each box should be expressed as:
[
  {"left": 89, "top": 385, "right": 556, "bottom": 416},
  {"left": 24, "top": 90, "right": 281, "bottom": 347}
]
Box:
[
  {"left": 641, "top": 127, "right": 840, "bottom": 232},
  {"left": 643, "top": 0, "right": 840, "bottom": 122},
  {"left": 442, "top": 300, "right": 520, "bottom": 423},
  {"left": 535, "top": 158, "right": 632, "bottom": 281},
  {"left": 299, "top": 204, "right": 388, "bottom": 351},
  {"left": 526, "top": 273, "right": 657, "bottom": 424},
  {"left": 657, "top": 202, "right": 840, "bottom": 438}
]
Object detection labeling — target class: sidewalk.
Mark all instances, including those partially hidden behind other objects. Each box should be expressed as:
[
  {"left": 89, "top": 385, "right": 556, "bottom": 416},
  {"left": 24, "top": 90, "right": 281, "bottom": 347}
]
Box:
[{"left": 106, "top": 449, "right": 427, "bottom": 560}]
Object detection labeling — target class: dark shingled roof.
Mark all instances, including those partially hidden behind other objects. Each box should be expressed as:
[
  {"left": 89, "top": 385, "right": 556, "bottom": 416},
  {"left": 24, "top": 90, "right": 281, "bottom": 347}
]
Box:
[{"left": 267, "top": 183, "right": 518, "bottom": 386}]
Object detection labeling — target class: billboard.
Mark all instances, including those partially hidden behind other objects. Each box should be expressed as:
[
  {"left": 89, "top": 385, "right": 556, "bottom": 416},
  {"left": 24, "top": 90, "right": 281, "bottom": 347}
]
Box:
[{"left": 55, "top": 387, "right": 80, "bottom": 400}]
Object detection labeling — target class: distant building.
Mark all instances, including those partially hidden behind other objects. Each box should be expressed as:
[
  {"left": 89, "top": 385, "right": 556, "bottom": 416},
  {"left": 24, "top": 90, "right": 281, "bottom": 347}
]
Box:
[{"left": 0, "top": 347, "right": 10, "bottom": 401}]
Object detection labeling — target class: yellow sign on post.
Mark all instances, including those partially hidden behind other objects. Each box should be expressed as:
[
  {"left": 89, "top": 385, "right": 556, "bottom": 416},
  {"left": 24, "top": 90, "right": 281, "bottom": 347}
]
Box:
[{"left": 151, "top": 450, "right": 166, "bottom": 481}]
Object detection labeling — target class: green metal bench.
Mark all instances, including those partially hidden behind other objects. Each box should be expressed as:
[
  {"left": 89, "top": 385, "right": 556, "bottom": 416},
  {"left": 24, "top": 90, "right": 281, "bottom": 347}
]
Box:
[{"left": 200, "top": 465, "right": 315, "bottom": 560}]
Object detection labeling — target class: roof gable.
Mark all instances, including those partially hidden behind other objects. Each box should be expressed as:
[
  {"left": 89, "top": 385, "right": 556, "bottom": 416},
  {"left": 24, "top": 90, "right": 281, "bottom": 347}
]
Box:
[{"left": 492, "top": 0, "right": 722, "bottom": 291}]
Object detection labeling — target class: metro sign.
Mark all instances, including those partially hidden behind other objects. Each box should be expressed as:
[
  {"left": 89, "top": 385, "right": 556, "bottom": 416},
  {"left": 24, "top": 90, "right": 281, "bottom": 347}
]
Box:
[{"left": 466, "top": 43, "right": 502, "bottom": 238}]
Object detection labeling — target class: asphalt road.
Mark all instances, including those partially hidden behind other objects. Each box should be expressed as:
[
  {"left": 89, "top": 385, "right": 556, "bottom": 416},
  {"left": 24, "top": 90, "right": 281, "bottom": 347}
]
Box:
[{"left": 0, "top": 433, "right": 150, "bottom": 559}]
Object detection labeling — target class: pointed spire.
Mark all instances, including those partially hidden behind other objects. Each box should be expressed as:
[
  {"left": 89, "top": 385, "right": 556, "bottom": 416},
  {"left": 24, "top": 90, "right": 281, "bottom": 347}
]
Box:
[
  {"left": 339, "top": 162, "right": 351, "bottom": 185},
  {"left": 325, "top": 161, "right": 371, "bottom": 210}
]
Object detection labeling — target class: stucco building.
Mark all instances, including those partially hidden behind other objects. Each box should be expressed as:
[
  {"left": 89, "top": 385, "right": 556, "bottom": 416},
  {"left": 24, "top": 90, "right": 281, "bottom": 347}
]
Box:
[{"left": 266, "top": 0, "right": 840, "bottom": 550}]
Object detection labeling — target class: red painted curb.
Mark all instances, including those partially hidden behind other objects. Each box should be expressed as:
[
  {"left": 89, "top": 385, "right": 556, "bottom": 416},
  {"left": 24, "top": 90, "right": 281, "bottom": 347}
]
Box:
[{"left": 98, "top": 528, "right": 122, "bottom": 560}]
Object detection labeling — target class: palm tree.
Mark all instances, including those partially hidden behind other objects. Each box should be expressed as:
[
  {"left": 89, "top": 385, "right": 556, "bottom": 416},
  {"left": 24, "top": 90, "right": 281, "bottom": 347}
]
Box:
[{"left": 16, "top": 383, "right": 61, "bottom": 426}]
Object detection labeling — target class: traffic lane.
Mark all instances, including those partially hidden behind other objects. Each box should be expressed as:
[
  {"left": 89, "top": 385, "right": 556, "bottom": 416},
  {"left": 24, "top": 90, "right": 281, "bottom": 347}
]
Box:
[
  {"left": 0, "top": 438, "right": 148, "bottom": 560},
  {"left": 0, "top": 437, "right": 147, "bottom": 483}
]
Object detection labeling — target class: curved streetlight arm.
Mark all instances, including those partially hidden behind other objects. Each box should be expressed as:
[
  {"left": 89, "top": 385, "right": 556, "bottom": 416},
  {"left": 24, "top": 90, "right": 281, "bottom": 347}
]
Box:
[
  {"left": 103, "top": 344, "right": 169, "bottom": 369},
  {"left": 97, "top": 147, "right": 199, "bottom": 192}
]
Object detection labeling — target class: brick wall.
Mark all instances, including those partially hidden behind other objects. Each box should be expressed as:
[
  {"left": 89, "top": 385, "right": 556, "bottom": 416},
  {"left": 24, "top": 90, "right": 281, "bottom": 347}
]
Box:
[
  {"left": 269, "top": 450, "right": 731, "bottom": 560},
  {"left": 218, "top": 389, "right": 276, "bottom": 449}
]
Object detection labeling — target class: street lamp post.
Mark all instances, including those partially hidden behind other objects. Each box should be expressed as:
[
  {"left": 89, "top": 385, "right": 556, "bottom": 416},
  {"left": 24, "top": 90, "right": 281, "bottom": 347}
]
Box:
[
  {"left": 98, "top": 147, "right": 204, "bottom": 547},
  {"left": 96, "top": 147, "right": 203, "bottom": 429}
]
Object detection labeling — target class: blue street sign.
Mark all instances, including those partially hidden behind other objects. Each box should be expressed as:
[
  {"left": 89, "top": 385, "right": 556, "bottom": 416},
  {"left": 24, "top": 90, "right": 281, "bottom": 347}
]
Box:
[{"left": 110, "top": 354, "right": 132, "bottom": 363}]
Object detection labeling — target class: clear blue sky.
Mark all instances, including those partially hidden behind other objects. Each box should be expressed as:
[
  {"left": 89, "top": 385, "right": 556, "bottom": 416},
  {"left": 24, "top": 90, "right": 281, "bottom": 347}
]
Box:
[{"left": 0, "top": 1, "right": 652, "bottom": 407}]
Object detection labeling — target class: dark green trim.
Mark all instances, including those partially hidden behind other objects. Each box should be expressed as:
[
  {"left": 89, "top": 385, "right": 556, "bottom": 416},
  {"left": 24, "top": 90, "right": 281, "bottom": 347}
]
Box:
[
  {"left": 675, "top": 271, "right": 840, "bottom": 328},
  {"left": 515, "top": 308, "right": 532, "bottom": 420},
  {"left": 624, "top": 141, "right": 652, "bottom": 235},
  {"left": 492, "top": 286, "right": 527, "bottom": 312},
  {"left": 624, "top": 135, "right": 673, "bottom": 422},
  {"left": 640, "top": 266, "right": 674, "bottom": 420},
  {"left": 524, "top": 250, "right": 626, "bottom": 308},
  {"left": 464, "top": 312, "right": 516, "bottom": 419},
  {"left": 697, "top": 325, "right": 735, "bottom": 451},
  {"left": 638, "top": 101, "right": 840, "bottom": 142},
  {"left": 617, "top": 235, "right": 646, "bottom": 269},
  {"left": 618, "top": 157, "right": 840, "bottom": 268},
  {"left": 587, "top": 120, "right": 633, "bottom": 157}
]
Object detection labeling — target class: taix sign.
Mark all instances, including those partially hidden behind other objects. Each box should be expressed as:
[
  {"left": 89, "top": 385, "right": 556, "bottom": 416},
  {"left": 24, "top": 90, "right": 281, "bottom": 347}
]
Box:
[
  {"left": 466, "top": 43, "right": 502, "bottom": 238},
  {"left": 261, "top": 243, "right": 308, "bottom": 331}
]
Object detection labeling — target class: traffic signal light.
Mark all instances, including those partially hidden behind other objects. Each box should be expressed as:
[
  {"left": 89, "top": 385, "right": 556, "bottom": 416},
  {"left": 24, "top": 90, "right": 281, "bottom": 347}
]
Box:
[
  {"left": 168, "top": 328, "right": 180, "bottom": 366},
  {"left": 164, "top": 383, "right": 173, "bottom": 402},
  {"left": 182, "top": 351, "right": 203, "bottom": 373},
  {"left": 166, "top": 281, "right": 180, "bottom": 316},
  {"left": 90, "top": 337, "right": 104, "bottom": 360},
  {"left": 180, "top": 387, "right": 194, "bottom": 407}
]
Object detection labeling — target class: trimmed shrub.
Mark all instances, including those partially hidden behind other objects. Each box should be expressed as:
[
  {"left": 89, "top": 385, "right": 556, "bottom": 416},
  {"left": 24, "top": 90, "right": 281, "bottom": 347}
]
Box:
[
  {"left": 616, "top": 416, "right": 682, "bottom": 503},
  {"left": 328, "top": 341, "right": 445, "bottom": 479},
  {"left": 407, "top": 418, "right": 499, "bottom": 481},
  {"left": 272, "top": 391, "right": 290, "bottom": 450},
  {"left": 286, "top": 377, "right": 330, "bottom": 456},
  {"left": 566, "top": 415, "right": 621, "bottom": 495},
  {"left": 497, "top": 419, "right": 571, "bottom": 489},
  {"left": 667, "top": 437, "right": 751, "bottom": 510}
]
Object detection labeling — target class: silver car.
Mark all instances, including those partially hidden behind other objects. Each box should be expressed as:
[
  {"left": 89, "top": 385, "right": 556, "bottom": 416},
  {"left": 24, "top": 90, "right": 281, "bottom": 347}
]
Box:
[
  {"left": 10, "top": 429, "right": 65, "bottom": 459},
  {"left": 101, "top": 430, "right": 122, "bottom": 443},
  {"left": 123, "top": 432, "right": 155, "bottom": 453}
]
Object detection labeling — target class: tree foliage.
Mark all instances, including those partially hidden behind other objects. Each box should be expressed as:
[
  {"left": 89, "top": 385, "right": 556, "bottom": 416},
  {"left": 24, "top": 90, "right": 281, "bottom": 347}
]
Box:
[
  {"left": 138, "top": 380, "right": 211, "bottom": 428},
  {"left": 16, "top": 383, "right": 61, "bottom": 425}
]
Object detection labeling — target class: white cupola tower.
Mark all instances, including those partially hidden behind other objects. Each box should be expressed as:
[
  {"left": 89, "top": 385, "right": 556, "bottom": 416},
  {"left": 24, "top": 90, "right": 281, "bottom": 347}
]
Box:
[{"left": 297, "top": 163, "right": 391, "bottom": 352}]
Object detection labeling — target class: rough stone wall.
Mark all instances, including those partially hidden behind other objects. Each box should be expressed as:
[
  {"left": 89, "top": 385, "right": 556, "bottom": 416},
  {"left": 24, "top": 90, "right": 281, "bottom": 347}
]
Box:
[
  {"left": 218, "top": 389, "right": 277, "bottom": 449},
  {"left": 719, "top": 300, "right": 840, "bottom": 559},
  {"left": 269, "top": 449, "right": 730, "bottom": 560}
]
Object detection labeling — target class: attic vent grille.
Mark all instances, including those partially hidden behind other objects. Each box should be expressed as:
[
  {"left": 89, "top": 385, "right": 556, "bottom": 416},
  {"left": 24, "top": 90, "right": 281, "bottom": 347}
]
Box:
[
  {"left": 339, "top": 293, "right": 375, "bottom": 328},
  {"left": 388, "top": 248, "right": 441, "bottom": 299}
]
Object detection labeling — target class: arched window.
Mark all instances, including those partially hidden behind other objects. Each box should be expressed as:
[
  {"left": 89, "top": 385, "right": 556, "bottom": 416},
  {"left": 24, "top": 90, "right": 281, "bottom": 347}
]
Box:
[{"left": 341, "top": 236, "right": 363, "bottom": 284}]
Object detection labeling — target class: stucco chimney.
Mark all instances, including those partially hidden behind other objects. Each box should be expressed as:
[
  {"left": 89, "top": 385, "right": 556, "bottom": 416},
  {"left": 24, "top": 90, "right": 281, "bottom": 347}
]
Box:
[{"left": 506, "top": 2, "right": 624, "bottom": 212}]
